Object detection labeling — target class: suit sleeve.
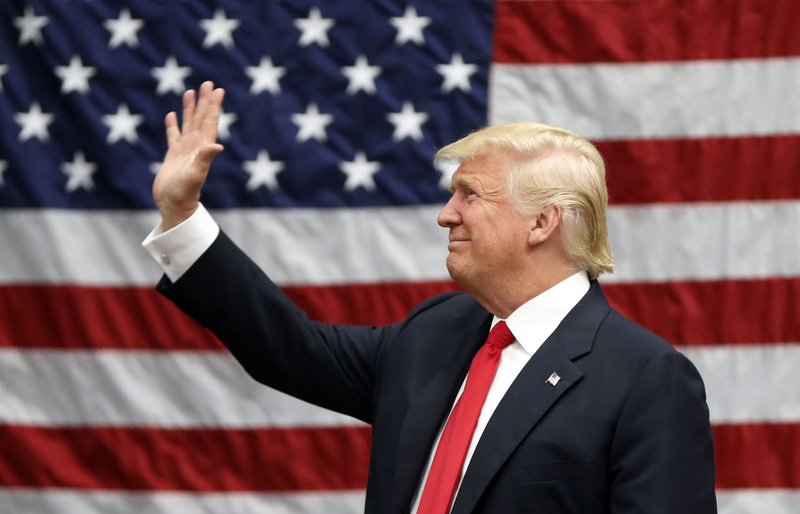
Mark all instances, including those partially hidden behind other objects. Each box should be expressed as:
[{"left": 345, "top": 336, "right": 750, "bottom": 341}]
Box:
[
  {"left": 157, "top": 230, "right": 391, "bottom": 423},
  {"left": 608, "top": 349, "right": 717, "bottom": 513}
]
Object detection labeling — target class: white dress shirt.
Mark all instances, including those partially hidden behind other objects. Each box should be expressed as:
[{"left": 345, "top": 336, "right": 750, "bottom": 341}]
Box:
[{"left": 142, "top": 205, "right": 591, "bottom": 514}]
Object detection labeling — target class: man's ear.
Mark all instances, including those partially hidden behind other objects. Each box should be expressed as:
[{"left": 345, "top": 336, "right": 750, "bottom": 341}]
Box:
[{"left": 528, "top": 205, "right": 561, "bottom": 246}]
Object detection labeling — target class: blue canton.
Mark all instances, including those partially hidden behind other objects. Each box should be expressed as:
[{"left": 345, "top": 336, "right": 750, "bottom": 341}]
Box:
[{"left": 0, "top": 1, "right": 494, "bottom": 209}]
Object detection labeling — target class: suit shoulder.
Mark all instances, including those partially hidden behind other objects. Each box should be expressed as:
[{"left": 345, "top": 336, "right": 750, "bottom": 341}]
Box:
[
  {"left": 596, "top": 308, "right": 682, "bottom": 361},
  {"left": 588, "top": 308, "right": 708, "bottom": 409},
  {"left": 404, "top": 290, "right": 480, "bottom": 319},
  {"left": 387, "top": 290, "right": 488, "bottom": 344}
]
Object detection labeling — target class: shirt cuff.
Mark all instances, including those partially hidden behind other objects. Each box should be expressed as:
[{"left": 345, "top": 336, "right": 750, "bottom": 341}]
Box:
[{"left": 142, "top": 203, "right": 220, "bottom": 283}]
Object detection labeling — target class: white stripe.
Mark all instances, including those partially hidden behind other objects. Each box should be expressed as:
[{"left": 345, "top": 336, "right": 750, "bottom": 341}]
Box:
[
  {"left": 214, "top": 205, "right": 447, "bottom": 284},
  {"left": 1, "top": 488, "right": 794, "bottom": 514},
  {"left": 0, "top": 206, "right": 447, "bottom": 286},
  {"left": 606, "top": 201, "right": 800, "bottom": 283},
  {"left": 680, "top": 344, "right": 800, "bottom": 424},
  {"left": 0, "top": 488, "right": 364, "bottom": 514},
  {"left": 0, "top": 201, "right": 797, "bottom": 285},
  {"left": 489, "top": 58, "right": 800, "bottom": 140},
  {"left": 716, "top": 489, "right": 800, "bottom": 514},
  {"left": 2, "top": 345, "right": 798, "bottom": 426},
  {"left": 0, "top": 349, "right": 361, "bottom": 427}
]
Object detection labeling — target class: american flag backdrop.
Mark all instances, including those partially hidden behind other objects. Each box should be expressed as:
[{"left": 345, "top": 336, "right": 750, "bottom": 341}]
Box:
[{"left": 0, "top": 0, "right": 798, "bottom": 512}]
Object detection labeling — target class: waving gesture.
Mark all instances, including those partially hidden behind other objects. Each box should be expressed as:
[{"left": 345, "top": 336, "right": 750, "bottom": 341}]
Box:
[{"left": 153, "top": 81, "right": 225, "bottom": 230}]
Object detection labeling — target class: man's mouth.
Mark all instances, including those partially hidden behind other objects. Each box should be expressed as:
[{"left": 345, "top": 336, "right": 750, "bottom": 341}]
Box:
[{"left": 448, "top": 236, "right": 469, "bottom": 249}]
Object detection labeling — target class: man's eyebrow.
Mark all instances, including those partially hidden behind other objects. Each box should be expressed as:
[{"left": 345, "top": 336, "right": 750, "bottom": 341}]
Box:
[{"left": 450, "top": 175, "right": 481, "bottom": 192}]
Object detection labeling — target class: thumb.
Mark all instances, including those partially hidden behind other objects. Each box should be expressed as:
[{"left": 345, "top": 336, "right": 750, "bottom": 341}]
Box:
[{"left": 195, "top": 143, "right": 225, "bottom": 169}]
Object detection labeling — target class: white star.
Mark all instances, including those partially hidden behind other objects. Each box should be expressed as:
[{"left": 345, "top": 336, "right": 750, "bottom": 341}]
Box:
[
  {"left": 0, "top": 160, "right": 7, "bottom": 187},
  {"left": 387, "top": 102, "right": 429, "bottom": 141},
  {"left": 291, "top": 103, "right": 334, "bottom": 143},
  {"left": 14, "top": 7, "right": 48, "bottom": 46},
  {"left": 102, "top": 104, "right": 144, "bottom": 144},
  {"left": 244, "top": 150, "right": 284, "bottom": 191},
  {"left": 104, "top": 8, "right": 144, "bottom": 48},
  {"left": 436, "top": 53, "right": 479, "bottom": 93},
  {"left": 435, "top": 157, "right": 459, "bottom": 190},
  {"left": 150, "top": 162, "right": 161, "bottom": 175},
  {"left": 55, "top": 56, "right": 96, "bottom": 94},
  {"left": 152, "top": 56, "right": 192, "bottom": 95},
  {"left": 295, "top": 7, "right": 335, "bottom": 47},
  {"left": 218, "top": 109, "right": 237, "bottom": 141},
  {"left": 246, "top": 57, "right": 286, "bottom": 95},
  {"left": 390, "top": 6, "right": 431, "bottom": 45},
  {"left": 14, "top": 102, "right": 55, "bottom": 142},
  {"left": 0, "top": 64, "right": 8, "bottom": 92},
  {"left": 342, "top": 55, "right": 381, "bottom": 95},
  {"left": 340, "top": 152, "right": 380, "bottom": 191},
  {"left": 62, "top": 151, "right": 97, "bottom": 192},
  {"left": 200, "top": 9, "right": 240, "bottom": 48}
]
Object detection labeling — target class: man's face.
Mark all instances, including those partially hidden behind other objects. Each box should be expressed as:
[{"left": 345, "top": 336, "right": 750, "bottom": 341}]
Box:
[{"left": 437, "top": 150, "right": 531, "bottom": 292}]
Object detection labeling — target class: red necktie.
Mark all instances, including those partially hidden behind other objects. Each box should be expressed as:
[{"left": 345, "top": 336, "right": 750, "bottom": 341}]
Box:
[{"left": 417, "top": 321, "right": 516, "bottom": 514}]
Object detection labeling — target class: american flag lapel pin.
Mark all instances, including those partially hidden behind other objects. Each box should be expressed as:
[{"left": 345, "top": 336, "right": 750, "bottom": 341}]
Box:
[{"left": 546, "top": 371, "right": 561, "bottom": 386}]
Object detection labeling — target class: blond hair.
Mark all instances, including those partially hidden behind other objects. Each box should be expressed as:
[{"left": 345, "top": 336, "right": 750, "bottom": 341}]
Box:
[{"left": 436, "top": 122, "right": 614, "bottom": 279}]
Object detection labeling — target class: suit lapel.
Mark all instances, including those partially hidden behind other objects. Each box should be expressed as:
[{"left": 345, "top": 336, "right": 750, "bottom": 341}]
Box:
[
  {"left": 389, "top": 310, "right": 492, "bottom": 514},
  {"left": 451, "top": 282, "right": 610, "bottom": 514},
  {"left": 450, "top": 338, "right": 582, "bottom": 514}
]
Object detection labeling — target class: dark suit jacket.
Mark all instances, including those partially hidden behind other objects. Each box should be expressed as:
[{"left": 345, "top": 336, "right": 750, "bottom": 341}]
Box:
[{"left": 159, "top": 231, "right": 717, "bottom": 513}]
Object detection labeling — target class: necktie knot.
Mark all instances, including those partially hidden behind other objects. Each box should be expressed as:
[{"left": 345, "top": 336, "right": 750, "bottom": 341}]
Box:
[{"left": 486, "top": 320, "right": 515, "bottom": 351}]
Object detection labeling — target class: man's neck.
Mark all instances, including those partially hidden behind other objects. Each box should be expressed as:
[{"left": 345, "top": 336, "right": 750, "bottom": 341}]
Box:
[{"left": 473, "top": 264, "right": 583, "bottom": 318}]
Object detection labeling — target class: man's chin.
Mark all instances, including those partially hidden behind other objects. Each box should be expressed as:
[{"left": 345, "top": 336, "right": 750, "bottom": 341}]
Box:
[{"left": 445, "top": 257, "right": 467, "bottom": 285}]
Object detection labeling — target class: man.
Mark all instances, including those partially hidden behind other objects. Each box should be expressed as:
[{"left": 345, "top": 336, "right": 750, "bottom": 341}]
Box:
[{"left": 143, "top": 81, "right": 717, "bottom": 513}]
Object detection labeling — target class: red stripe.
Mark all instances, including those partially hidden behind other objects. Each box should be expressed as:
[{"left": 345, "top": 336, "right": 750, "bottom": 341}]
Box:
[
  {"left": 283, "top": 280, "right": 459, "bottom": 325},
  {"left": 714, "top": 422, "right": 800, "bottom": 489},
  {"left": 0, "top": 285, "right": 224, "bottom": 351},
  {"left": 1, "top": 278, "right": 797, "bottom": 349},
  {"left": 0, "top": 282, "right": 457, "bottom": 350},
  {"left": 494, "top": 0, "right": 800, "bottom": 64},
  {"left": 604, "top": 278, "right": 800, "bottom": 346},
  {"left": 0, "top": 422, "right": 795, "bottom": 490},
  {"left": 599, "top": 136, "right": 800, "bottom": 205},
  {"left": 0, "top": 424, "right": 370, "bottom": 491}
]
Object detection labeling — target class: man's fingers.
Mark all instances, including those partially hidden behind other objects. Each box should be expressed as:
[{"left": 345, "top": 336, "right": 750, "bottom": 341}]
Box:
[
  {"left": 199, "top": 87, "right": 225, "bottom": 141},
  {"left": 164, "top": 112, "right": 180, "bottom": 147},
  {"left": 193, "top": 81, "right": 214, "bottom": 133},
  {"left": 182, "top": 89, "right": 196, "bottom": 134},
  {"left": 175, "top": 82, "right": 224, "bottom": 144}
]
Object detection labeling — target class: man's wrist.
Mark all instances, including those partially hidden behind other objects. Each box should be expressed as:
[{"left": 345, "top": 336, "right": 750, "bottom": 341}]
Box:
[{"left": 159, "top": 203, "right": 200, "bottom": 232}]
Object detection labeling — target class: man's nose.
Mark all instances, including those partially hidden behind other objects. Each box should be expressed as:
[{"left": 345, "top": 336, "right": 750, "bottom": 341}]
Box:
[{"left": 437, "top": 196, "right": 460, "bottom": 228}]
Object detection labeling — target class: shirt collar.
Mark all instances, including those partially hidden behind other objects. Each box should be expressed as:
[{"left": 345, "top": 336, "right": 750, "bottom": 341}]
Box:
[{"left": 492, "top": 271, "right": 591, "bottom": 356}]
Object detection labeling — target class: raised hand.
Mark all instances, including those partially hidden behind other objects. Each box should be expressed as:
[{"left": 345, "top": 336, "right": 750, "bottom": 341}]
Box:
[{"left": 153, "top": 81, "right": 225, "bottom": 230}]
